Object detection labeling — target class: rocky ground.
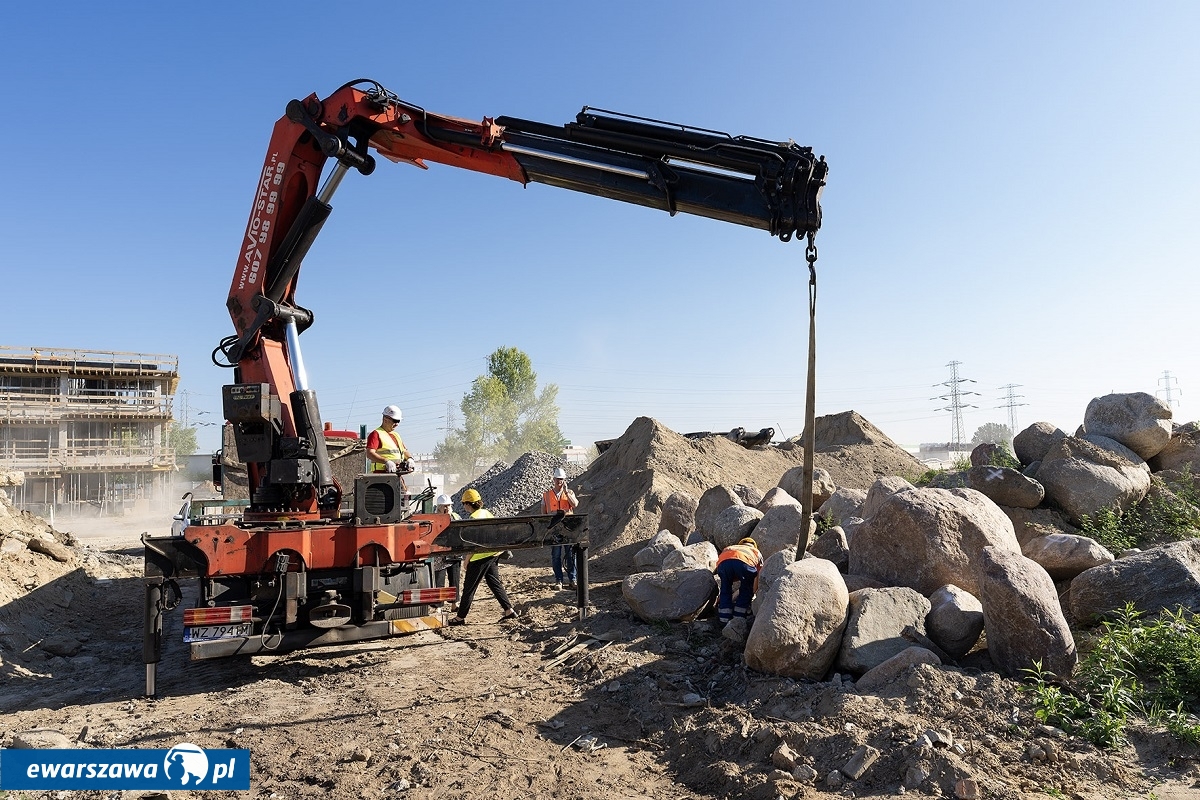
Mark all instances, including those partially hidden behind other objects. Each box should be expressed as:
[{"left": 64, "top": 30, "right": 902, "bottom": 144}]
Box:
[{"left": 2, "top": 414, "right": 1200, "bottom": 799}]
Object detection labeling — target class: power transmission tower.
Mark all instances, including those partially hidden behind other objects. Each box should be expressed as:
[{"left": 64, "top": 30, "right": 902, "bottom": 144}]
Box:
[
  {"left": 1157, "top": 371, "right": 1182, "bottom": 409},
  {"left": 443, "top": 400, "right": 458, "bottom": 436},
  {"left": 932, "top": 361, "right": 979, "bottom": 449},
  {"left": 997, "top": 383, "right": 1027, "bottom": 436}
]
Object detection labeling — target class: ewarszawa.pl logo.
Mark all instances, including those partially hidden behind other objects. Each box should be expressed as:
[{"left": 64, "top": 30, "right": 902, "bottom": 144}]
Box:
[{"left": 1, "top": 743, "right": 250, "bottom": 790}]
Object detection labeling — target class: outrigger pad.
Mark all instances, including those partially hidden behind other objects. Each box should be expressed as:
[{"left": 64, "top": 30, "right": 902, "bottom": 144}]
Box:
[{"left": 434, "top": 513, "right": 588, "bottom": 556}]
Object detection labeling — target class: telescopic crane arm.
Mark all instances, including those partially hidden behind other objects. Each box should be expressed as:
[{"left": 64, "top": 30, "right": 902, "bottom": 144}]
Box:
[{"left": 217, "top": 79, "right": 826, "bottom": 516}]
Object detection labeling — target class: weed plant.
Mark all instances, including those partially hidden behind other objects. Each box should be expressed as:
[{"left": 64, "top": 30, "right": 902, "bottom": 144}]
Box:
[
  {"left": 1024, "top": 603, "right": 1200, "bottom": 747},
  {"left": 1078, "top": 474, "right": 1200, "bottom": 553}
]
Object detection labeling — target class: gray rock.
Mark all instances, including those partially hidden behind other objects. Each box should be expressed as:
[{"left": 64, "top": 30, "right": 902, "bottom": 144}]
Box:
[
  {"left": 696, "top": 486, "right": 742, "bottom": 539},
  {"left": 721, "top": 616, "right": 750, "bottom": 644},
  {"left": 836, "top": 587, "right": 931, "bottom": 674},
  {"left": 843, "top": 573, "right": 886, "bottom": 593},
  {"left": 28, "top": 538, "right": 72, "bottom": 563},
  {"left": 658, "top": 492, "right": 697, "bottom": 540},
  {"left": 779, "top": 466, "right": 836, "bottom": 510},
  {"left": 818, "top": 487, "right": 867, "bottom": 526},
  {"left": 1038, "top": 436, "right": 1152, "bottom": 524},
  {"left": 1150, "top": 422, "right": 1200, "bottom": 473},
  {"left": 745, "top": 558, "right": 849, "bottom": 680},
  {"left": 966, "top": 465, "right": 1044, "bottom": 509},
  {"left": 757, "top": 486, "right": 800, "bottom": 513},
  {"left": 1000, "top": 506, "right": 1077, "bottom": 547},
  {"left": 752, "top": 549, "right": 796, "bottom": 616},
  {"left": 1083, "top": 392, "right": 1173, "bottom": 460},
  {"left": 1014, "top": 422, "right": 1067, "bottom": 466},
  {"left": 841, "top": 744, "right": 880, "bottom": 779},
  {"left": 622, "top": 568, "right": 716, "bottom": 623},
  {"left": 861, "top": 476, "right": 916, "bottom": 520},
  {"left": 662, "top": 540, "right": 718, "bottom": 571},
  {"left": 633, "top": 531, "right": 683, "bottom": 571},
  {"left": 970, "top": 442, "right": 1000, "bottom": 467},
  {"left": 848, "top": 487, "right": 1020, "bottom": 596},
  {"left": 925, "top": 584, "right": 984, "bottom": 659},
  {"left": 41, "top": 636, "right": 83, "bottom": 657},
  {"left": 856, "top": 646, "right": 942, "bottom": 692},
  {"left": 1081, "top": 434, "right": 1150, "bottom": 472},
  {"left": 752, "top": 503, "right": 810, "bottom": 559},
  {"left": 977, "top": 547, "right": 1077, "bottom": 679},
  {"left": 1022, "top": 533, "right": 1114, "bottom": 581},
  {"left": 732, "top": 484, "right": 764, "bottom": 507},
  {"left": 711, "top": 505, "right": 763, "bottom": 550},
  {"left": 1069, "top": 539, "right": 1200, "bottom": 622},
  {"left": 809, "top": 526, "right": 849, "bottom": 572}
]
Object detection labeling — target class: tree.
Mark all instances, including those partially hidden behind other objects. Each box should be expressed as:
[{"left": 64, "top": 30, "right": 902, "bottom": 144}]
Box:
[
  {"left": 971, "top": 422, "right": 1013, "bottom": 448},
  {"left": 169, "top": 424, "right": 199, "bottom": 465},
  {"left": 435, "top": 347, "right": 568, "bottom": 478}
]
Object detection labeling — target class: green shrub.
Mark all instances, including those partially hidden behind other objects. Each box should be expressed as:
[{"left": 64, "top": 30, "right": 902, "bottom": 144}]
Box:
[
  {"left": 1079, "top": 486, "right": 1200, "bottom": 552},
  {"left": 1024, "top": 603, "right": 1200, "bottom": 748}
]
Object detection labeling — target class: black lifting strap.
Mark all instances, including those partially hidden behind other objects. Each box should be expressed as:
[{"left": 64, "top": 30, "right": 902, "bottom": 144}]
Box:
[{"left": 795, "top": 232, "right": 819, "bottom": 560}]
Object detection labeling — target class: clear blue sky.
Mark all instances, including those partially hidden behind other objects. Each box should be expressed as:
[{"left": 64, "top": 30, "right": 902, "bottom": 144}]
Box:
[{"left": 2, "top": 2, "right": 1197, "bottom": 456}]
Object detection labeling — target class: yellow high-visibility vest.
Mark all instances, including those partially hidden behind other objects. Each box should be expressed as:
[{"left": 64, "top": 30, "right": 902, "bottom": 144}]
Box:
[{"left": 369, "top": 427, "right": 407, "bottom": 472}]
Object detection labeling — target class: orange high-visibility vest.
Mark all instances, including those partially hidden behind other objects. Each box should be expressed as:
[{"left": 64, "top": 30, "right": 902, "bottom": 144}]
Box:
[
  {"left": 717, "top": 543, "right": 763, "bottom": 571},
  {"left": 543, "top": 488, "right": 574, "bottom": 514}
]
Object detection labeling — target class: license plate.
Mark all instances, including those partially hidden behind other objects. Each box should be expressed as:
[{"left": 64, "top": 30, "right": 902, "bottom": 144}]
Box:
[{"left": 184, "top": 623, "right": 253, "bottom": 642}]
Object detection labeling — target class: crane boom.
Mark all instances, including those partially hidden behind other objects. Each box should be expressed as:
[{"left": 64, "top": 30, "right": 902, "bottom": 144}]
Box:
[{"left": 217, "top": 78, "right": 826, "bottom": 518}]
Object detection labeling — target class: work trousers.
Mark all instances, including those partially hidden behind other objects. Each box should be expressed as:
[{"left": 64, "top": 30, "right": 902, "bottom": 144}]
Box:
[
  {"left": 551, "top": 545, "right": 577, "bottom": 584},
  {"left": 716, "top": 559, "right": 757, "bottom": 623},
  {"left": 457, "top": 555, "right": 512, "bottom": 619}
]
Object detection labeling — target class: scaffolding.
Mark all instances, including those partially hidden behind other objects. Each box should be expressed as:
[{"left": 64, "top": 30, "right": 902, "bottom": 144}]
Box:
[{"left": 0, "top": 345, "right": 180, "bottom": 517}]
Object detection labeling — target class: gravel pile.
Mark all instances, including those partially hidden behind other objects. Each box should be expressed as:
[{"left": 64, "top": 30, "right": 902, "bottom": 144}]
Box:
[{"left": 452, "top": 452, "right": 583, "bottom": 517}]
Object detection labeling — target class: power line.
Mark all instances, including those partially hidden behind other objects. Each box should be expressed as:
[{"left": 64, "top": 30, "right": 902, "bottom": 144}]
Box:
[
  {"left": 932, "top": 360, "right": 978, "bottom": 449},
  {"left": 997, "top": 383, "right": 1027, "bottom": 435}
]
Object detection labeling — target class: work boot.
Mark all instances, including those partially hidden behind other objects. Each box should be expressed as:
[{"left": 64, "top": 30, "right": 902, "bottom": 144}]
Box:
[{"left": 553, "top": 582, "right": 562, "bottom": 591}]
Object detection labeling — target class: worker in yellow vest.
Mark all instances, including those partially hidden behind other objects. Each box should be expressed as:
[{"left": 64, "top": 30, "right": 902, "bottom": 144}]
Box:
[
  {"left": 715, "top": 537, "right": 764, "bottom": 624},
  {"left": 366, "top": 405, "right": 410, "bottom": 474},
  {"left": 449, "top": 488, "right": 517, "bottom": 626}
]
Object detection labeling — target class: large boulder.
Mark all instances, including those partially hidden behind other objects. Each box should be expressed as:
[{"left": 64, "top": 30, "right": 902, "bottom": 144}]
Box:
[
  {"left": 757, "top": 486, "right": 800, "bottom": 513},
  {"left": 711, "top": 505, "right": 763, "bottom": 550},
  {"left": 1150, "top": 422, "right": 1200, "bottom": 473},
  {"left": 1021, "top": 533, "right": 1114, "bottom": 581},
  {"left": 696, "top": 486, "right": 742, "bottom": 539},
  {"left": 835, "top": 587, "right": 931, "bottom": 675},
  {"left": 818, "top": 487, "right": 867, "bottom": 525},
  {"left": 848, "top": 487, "right": 1020, "bottom": 596},
  {"left": 1069, "top": 539, "right": 1200, "bottom": 622},
  {"left": 744, "top": 558, "right": 849, "bottom": 680},
  {"left": 621, "top": 568, "right": 715, "bottom": 622},
  {"left": 751, "top": 503, "right": 810, "bottom": 559},
  {"left": 966, "top": 465, "right": 1044, "bottom": 509},
  {"left": 752, "top": 549, "right": 796, "bottom": 616},
  {"left": 778, "top": 466, "right": 836, "bottom": 510},
  {"left": 633, "top": 531, "right": 683, "bottom": 572},
  {"left": 1080, "top": 435, "right": 1150, "bottom": 473},
  {"left": 1083, "top": 392, "right": 1173, "bottom": 460},
  {"left": 1013, "top": 422, "right": 1067, "bottom": 467},
  {"left": 977, "top": 547, "right": 1077, "bottom": 679},
  {"left": 662, "top": 540, "right": 718, "bottom": 572},
  {"left": 855, "top": 647, "right": 942, "bottom": 692},
  {"left": 1000, "top": 506, "right": 1077, "bottom": 547},
  {"left": 809, "top": 526, "right": 849, "bottom": 572},
  {"left": 860, "top": 476, "right": 915, "bottom": 520},
  {"left": 658, "top": 492, "right": 697, "bottom": 540},
  {"left": 1037, "top": 437, "right": 1152, "bottom": 525},
  {"left": 925, "top": 584, "right": 984, "bottom": 659}
]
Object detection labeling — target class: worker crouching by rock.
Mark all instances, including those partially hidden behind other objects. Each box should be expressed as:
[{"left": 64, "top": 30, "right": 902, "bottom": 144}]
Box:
[
  {"left": 449, "top": 488, "right": 517, "bottom": 626},
  {"left": 715, "top": 537, "right": 763, "bottom": 624}
]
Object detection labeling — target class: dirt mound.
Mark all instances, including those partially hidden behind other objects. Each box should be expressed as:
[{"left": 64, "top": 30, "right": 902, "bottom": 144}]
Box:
[
  {"left": 0, "top": 487, "right": 75, "bottom": 547},
  {"left": 575, "top": 414, "right": 926, "bottom": 571}
]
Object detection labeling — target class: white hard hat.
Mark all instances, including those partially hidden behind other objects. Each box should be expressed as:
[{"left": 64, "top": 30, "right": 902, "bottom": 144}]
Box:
[
  {"left": 435, "top": 493, "right": 452, "bottom": 506},
  {"left": 552, "top": 467, "right": 567, "bottom": 480},
  {"left": 382, "top": 405, "right": 402, "bottom": 421}
]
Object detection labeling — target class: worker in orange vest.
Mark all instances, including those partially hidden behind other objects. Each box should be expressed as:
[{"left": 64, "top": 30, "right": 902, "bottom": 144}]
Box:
[
  {"left": 715, "top": 537, "right": 763, "bottom": 624},
  {"left": 542, "top": 467, "right": 578, "bottom": 590}
]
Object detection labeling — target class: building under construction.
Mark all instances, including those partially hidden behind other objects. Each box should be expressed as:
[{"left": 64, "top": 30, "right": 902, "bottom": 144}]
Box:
[{"left": 0, "top": 346, "right": 179, "bottom": 515}]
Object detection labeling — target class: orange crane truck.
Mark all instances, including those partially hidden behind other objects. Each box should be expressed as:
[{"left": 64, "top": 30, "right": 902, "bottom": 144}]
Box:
[{"left": 141, "top": 79, "right": 826, "bottom": 697}]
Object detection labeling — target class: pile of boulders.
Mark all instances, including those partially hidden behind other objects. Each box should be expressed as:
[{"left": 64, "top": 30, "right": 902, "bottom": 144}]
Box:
[
  {"left": 450, "top": 452, "right": 583, "bottom": 518},
  {"left": 623, "top": 391, "right": 1200, "bottom": 686}
]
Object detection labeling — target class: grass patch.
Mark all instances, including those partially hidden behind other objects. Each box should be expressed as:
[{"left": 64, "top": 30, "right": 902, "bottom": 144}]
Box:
[{"left": 1024, "top": 603, "right": 1200, "bottom": 748}]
